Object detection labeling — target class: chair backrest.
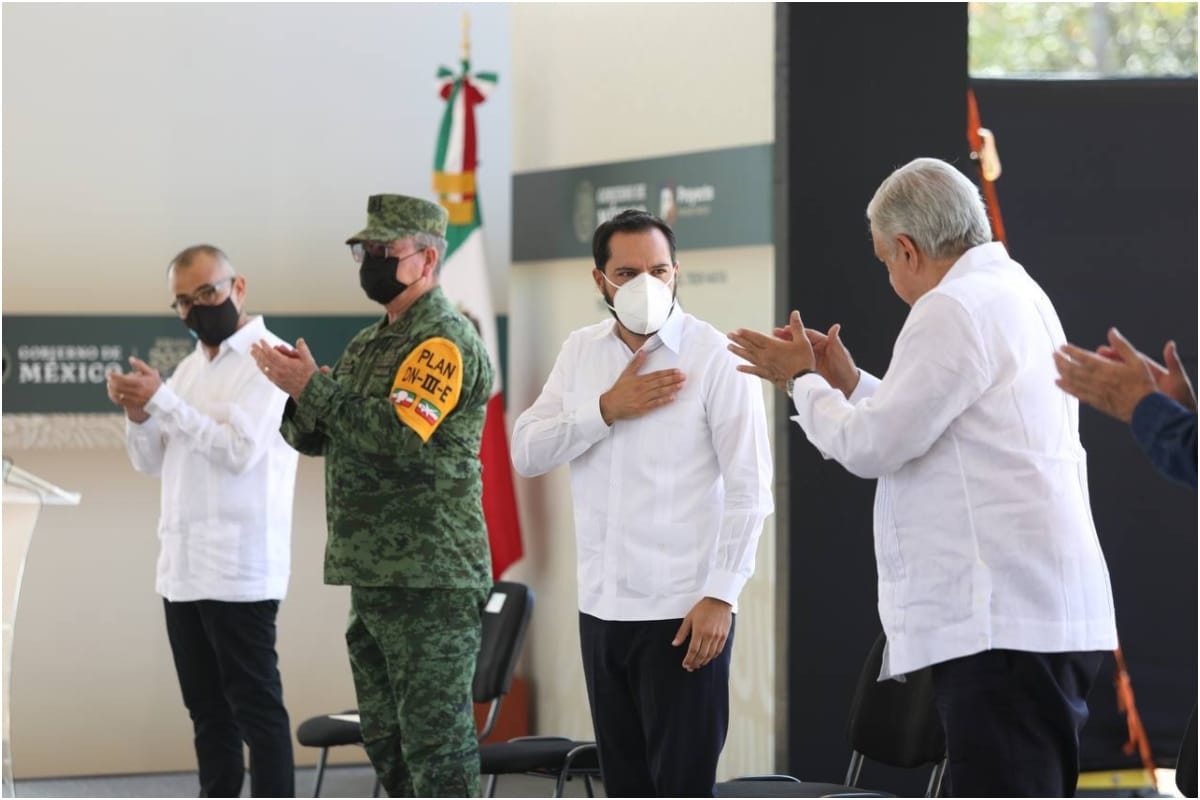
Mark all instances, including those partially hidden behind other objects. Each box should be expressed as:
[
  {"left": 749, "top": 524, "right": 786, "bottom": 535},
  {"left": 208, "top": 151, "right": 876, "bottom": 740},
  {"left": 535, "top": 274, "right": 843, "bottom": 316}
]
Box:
[
  {"left": 845, "top": 633, "right": 945, "bottom": 769},
  {"left": 473, "top": 581, "right": 534, "bottom": 706}
]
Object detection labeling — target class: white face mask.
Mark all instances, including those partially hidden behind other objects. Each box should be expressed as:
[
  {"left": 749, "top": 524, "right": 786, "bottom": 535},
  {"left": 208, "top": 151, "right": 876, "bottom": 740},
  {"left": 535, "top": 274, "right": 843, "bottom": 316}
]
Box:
[{"left": 602, "top": 271, "right": 677, "bottom": 335}]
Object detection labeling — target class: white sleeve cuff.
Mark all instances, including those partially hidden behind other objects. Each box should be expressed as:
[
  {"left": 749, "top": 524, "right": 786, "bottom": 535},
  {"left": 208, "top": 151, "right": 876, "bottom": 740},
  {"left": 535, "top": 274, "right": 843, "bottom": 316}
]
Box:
[
  {"left": 790, "top": 371, "right": 830, "bottom": 415},
  {"left": 145, "top": 384, "right": 180, "bottom": 416},
  {"left": 790, "top": 374, "right": 840, "bottom": 461},
  {"left": 702, "top": 568, "right": 748, "bottom": 608},
  {"left": 125, "top": 411, "right": 161, "bottom": 438},
  {"left": 573, "top": 393, "right": 611, "bottom": 442},
  {"left": 848, "top": 370, "right": 881, "bottom": 404}
]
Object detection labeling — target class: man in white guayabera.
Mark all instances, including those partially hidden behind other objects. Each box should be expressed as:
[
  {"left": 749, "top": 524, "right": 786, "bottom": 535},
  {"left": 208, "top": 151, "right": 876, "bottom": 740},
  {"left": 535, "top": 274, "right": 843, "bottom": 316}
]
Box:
[
  {"left": 729, "top": 158, "right": 1118, "bottom": 798},
  {"left": 108, "top": 244, "right": 298, "bottom": 798},
  {"left": 512, "top": 209, "right": 774, "bottom": 798}
]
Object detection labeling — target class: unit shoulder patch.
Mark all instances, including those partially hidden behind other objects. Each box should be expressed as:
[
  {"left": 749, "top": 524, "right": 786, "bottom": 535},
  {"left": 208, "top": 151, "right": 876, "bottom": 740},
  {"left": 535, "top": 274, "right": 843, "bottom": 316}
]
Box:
[{"left": 389, "top": 337, "right": 463, "bottom": 442}]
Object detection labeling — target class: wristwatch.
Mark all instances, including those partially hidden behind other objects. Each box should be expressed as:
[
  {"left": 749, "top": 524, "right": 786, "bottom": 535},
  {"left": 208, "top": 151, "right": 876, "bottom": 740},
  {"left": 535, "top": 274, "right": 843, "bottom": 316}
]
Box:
[{"left": 785, "top": 368, "right": 816, "bottom": 398}]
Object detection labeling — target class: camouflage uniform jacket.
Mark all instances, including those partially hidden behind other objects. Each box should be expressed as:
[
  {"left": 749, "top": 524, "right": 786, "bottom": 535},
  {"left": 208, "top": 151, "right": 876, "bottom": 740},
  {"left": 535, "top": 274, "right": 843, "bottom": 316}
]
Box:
[{"left": 281, "top": 287, "right": 493, "bottom": 589}]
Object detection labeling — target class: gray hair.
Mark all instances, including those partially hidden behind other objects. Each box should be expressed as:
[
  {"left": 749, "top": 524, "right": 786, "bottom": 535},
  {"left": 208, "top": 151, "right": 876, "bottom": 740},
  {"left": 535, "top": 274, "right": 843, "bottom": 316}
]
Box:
[
  {"left": 866, "top": 158, "right": 992, "bottom": 260},
  {"left": 413, "top": 232, "right": 448, "bottom": 275}
]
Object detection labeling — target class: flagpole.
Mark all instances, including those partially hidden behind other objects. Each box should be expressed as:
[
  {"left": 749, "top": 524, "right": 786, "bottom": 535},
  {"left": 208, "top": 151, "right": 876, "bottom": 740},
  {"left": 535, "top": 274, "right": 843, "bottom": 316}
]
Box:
[{"left": 462, "top": 12, "right": 470, "bottom": 64}]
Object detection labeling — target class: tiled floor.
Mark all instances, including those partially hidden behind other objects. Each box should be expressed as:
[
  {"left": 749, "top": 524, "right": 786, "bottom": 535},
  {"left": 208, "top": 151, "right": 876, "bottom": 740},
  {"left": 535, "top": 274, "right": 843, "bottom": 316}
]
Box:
[
  {"left": 11, "top": 766, "right": 1180, "bottom": 798},
  {"left": 11, "top": 765, "right": 603, "bottom": 798}
]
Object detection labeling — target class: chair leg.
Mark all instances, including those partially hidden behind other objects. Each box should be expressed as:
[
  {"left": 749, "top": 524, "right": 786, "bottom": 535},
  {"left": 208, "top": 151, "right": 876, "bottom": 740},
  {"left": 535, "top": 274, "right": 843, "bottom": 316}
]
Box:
[
  {"left": 926, "top": 757, "right": 948, "bottom": 798},
  {"left": 584, "top": 774, "right": 596, "bottom": 798},
  {"left": 557, "top": 746, "right": 593, "bottom": 797},
  {"left": 845, "top": 751, "right": 864, "bottom": 786},
  {"left": 484, "top": 774, "right": 498, "bottom": 798},
  {"left": 371, "top": 777, "right": 381, "bottom": 797},
  {"left": 312, "top": 748, "right": 329, "bottom": 797}
]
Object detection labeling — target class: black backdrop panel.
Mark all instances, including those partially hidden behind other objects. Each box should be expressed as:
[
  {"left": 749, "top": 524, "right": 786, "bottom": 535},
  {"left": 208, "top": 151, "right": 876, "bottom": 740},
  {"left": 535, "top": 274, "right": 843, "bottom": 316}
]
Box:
[
  {"left": 972, "top": 78, "right": 1198, "bottom": 768},
  {"left": 782, "top": 3, "right": 969, "bottom": 793},
  {"left": 780, "top": 5, "right": 1196, "bottom": 789}
]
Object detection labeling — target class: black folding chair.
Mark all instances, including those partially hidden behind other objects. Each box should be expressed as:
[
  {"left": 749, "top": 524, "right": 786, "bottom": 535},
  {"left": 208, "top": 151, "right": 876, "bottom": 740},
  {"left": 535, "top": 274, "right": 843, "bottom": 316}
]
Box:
[
  {"left": 719, "top": 633, "right": 946, "bottom": 798},
  {"left": 295, "top": 710, "right": 379, "bottom": 798},
  {"left": 479, "top": 735, "right": 600, "bottom": 797}
]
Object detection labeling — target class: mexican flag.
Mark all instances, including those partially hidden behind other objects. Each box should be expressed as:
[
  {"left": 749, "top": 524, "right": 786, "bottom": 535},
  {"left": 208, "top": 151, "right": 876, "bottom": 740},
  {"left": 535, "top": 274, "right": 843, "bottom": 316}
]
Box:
[{"left": 433, "top": 52, "right": 524, "bottom": 580}]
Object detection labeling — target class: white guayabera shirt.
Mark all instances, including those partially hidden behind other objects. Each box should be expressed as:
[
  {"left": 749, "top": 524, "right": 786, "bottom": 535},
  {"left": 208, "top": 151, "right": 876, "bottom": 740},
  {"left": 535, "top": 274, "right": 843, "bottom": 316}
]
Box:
[
  {"left": 790, "top": 242, "right": 1118, "bottom": 679},
  {"left": 125, "top": 316, "right": 298, "bottom": 603},
  {"left": 512, "top": 306, "right": 775, "bottom": 621}
]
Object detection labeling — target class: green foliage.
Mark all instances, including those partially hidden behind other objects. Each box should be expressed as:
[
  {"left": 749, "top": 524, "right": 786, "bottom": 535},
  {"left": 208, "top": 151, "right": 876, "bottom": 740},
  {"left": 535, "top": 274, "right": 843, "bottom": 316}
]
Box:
[{"left": 969, "top": 2, "right": 1198, "bottom": 76}]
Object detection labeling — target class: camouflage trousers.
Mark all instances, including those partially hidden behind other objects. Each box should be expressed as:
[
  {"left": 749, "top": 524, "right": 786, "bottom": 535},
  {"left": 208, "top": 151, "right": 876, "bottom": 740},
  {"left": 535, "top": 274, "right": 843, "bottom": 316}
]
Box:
[{"left": 347, "top": 586, "right": 488, "bottom": 797}]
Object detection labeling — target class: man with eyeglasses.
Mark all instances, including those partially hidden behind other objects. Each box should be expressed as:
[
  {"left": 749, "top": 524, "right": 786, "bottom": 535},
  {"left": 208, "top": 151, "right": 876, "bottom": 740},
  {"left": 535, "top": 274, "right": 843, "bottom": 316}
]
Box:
[
  {"left": 251, "top": 194, "right": 494, "bottom": 797},
  {"left": 107, "top": 244, "right": 299, "bottom": 797}
]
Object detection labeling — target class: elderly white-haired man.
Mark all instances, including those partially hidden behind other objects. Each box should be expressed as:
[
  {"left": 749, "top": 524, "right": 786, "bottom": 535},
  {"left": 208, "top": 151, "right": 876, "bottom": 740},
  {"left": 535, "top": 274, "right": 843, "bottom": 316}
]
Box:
[{"left": 729, "top": 158, "right": 1118, "bottom": 797}]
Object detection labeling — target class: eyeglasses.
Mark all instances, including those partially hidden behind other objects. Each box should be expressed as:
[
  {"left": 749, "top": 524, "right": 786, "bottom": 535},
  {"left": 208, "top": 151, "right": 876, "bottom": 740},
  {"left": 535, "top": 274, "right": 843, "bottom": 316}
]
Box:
[
  {"left": 170, "top": 276, "right": 235, "bottom": 312},
  {"left": 349, "top": 242, "right": 426, "bottom": 264}
]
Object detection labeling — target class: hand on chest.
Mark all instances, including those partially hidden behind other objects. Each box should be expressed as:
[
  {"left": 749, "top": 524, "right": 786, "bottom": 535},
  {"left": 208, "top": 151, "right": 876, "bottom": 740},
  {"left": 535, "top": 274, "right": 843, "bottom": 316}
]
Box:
[
  {"left": 583, "top": 345, "right": 710, "bottom": 449},
  {"left": 588, "top": 345, "right": 690, "bottom": 398}
]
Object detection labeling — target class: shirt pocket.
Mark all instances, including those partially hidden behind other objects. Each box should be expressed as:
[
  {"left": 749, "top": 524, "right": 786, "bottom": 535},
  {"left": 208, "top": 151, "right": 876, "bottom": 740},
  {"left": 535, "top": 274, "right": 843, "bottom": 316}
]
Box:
[
  {"left": 873, "top": 479, "right": 908, "bottom": 632},
  {"left": 638, "top": 397, "right": 711, "bottom": 502},
  {"left": 621, "top": 521, "right": 704, "bottom": 598},
  {"left": 873, "top": 478, "right": 906, "bottom": 582},
  {"left": 660, "top": 397, "right": 709, "bottom": 459},
  {"left": 187, "top": 522, "right": 245, "bottom": 581}
]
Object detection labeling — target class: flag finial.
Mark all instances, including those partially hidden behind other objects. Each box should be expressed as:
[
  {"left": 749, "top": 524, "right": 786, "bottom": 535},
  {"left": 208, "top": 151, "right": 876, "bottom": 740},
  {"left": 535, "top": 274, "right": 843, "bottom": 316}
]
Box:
[{"left": 461, "top": 12, "right": 470, "bottom": 63}]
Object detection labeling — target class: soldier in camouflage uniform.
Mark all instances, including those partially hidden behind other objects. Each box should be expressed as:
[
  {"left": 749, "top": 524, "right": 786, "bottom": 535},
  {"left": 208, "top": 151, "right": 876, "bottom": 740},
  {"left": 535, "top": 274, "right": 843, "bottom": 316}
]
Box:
[{"left": 251, "top": 195, "right": 494, "bottom": 797}]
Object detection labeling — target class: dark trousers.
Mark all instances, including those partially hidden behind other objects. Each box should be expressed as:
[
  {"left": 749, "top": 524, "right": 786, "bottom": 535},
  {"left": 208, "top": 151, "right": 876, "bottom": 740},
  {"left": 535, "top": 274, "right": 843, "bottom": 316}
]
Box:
[
  {"left": 164, "top": 599, "right": 294, "bottom": 798},
  {"left": 579, "top": 613, "right": 734, "bottom": 798},
  {"left": 931, "top": 648, "right": 1104, "bottom": 797}
]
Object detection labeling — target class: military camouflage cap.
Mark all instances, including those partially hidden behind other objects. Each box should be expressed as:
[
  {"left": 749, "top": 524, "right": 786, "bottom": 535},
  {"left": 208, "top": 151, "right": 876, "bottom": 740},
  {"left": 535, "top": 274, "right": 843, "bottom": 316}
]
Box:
[{"left": 345, "top": 194, "right": 449, "bottom": 244}]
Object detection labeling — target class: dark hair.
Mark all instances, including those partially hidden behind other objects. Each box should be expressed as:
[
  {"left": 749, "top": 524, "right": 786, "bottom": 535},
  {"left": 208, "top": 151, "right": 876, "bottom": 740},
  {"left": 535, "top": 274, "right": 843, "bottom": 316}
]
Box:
[
  {"left": 591, "top": 209, "right": 677, "bottom": 271},
  {"left": 167, "top": 244, "right": 230, "bottom": 274}
]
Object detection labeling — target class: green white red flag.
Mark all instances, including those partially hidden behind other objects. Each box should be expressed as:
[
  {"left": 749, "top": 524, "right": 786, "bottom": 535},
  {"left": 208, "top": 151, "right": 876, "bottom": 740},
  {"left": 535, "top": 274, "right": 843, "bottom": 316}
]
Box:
[{"left": 433, "top": 46, "right": 523, "bottom": 579}]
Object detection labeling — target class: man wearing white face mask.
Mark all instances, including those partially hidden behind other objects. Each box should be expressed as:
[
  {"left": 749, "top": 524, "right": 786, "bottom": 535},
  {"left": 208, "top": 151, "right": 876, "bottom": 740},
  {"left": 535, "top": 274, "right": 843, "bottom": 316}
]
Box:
[{"left": 512, "top": 209, "right": 774, "bottom": 797}]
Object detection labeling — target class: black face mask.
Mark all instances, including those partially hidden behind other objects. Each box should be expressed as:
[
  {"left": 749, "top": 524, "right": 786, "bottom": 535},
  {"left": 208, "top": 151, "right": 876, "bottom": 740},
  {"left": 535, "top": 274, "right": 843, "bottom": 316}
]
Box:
[
  {"left": 185, "top": 295, "right": 241, "bottom": 347},
  {"left": 359, "top": 252, "right": 407, "bottom": 306}
]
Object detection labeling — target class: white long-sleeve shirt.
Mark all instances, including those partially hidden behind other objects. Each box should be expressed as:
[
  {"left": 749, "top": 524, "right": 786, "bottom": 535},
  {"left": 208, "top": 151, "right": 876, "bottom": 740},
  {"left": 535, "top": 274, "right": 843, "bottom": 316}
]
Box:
[
  {"left": 512, "top": 307, "right": 774, "bottom": 621},
  {"left": 790, "top": 242, "right": 1117, "bottom": 679},
  {"left": 125, "top": 316, "right": 298, "bottom": 602}
]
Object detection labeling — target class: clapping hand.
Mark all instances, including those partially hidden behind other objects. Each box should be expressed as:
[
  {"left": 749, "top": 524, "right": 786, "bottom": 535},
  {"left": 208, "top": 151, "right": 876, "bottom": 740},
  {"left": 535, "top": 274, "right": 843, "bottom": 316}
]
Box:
[
  {"left": 728, "top": 310, "right": 815, "bottom": 391},
  {"left": 106, "top": 357, "right": 162, "bottom": 422},
  {"left": 250, "top": 338, "right": 323, "bottom": 399}
]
